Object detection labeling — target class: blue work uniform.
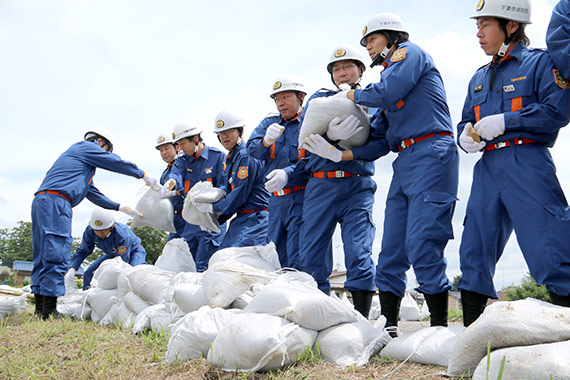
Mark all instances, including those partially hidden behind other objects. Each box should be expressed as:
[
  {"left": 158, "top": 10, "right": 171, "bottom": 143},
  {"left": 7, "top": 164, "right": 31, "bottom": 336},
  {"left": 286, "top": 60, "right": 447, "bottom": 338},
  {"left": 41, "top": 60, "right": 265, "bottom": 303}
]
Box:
[
  {"left": 213, "top": 142, "right": 270, "bottom": 249},
  {"left": 160, "top": 160, "right": 185, "bottom": 240},
  {"left": 32, "top": 140, "right": 144, "bottom": 297},
  {"left": 547, "top": 0, "right": 570, "bottom": 79},
  {"left": 283, "top": 89, "right": 376, "bottom": 295},
  {"left": 167, "top": 145, "right": 227, "bottom": 272},
  {"left": 247, "top": 112, "right": 308, "bottom": 268},
  {"left": 352, "top": 41, "right": 459, "bottom": 298},
  {"left": 70, "top": 222, "right": 147, "bottom": 289},
  {"left": 457, "top": 44, "right": 570, "bottom": 299}
]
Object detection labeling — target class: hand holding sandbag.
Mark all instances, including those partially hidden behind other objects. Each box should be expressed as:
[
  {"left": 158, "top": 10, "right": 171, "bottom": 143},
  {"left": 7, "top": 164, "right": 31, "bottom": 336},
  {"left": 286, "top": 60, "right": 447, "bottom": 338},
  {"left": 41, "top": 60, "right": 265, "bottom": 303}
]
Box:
[
  {"left": 119, "top": 205, "right": 143, "bottom": 218},
  {"left": 304, "top": 134, "right": 342, "bottom": 163},
  {"left": 326, "top": 115, "right": 363, "bottom": 141},
  {"left": 142, "top": 172, "right": 159, "bottom": 190},
  {"left": 160, "top": 179, "right": 177, "bottom": 198}
]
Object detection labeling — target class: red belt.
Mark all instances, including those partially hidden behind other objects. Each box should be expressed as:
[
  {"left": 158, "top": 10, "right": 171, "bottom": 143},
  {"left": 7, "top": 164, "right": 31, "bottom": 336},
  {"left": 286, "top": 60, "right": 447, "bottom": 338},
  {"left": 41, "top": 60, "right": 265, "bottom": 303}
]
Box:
[
  {"left": 36, "top": 190, "right": 71, "bottom": 204},
  {"left": 312, "top": 171, "right": 360, "bottom": 179},
  {"left": 398, "top": 132, "right": 453, "bottom": 152},
  {"left": 272, "top": 185, "right": 306, "bottom": 197},
  {"left": 238, "top": 208, "right": 268, "bottom": 214},
  {"left": 174, "top": 210, "right": 183, "bottom": 214},
  {"left": 485, "top": 138, "right": 537, "bottom": 152}
]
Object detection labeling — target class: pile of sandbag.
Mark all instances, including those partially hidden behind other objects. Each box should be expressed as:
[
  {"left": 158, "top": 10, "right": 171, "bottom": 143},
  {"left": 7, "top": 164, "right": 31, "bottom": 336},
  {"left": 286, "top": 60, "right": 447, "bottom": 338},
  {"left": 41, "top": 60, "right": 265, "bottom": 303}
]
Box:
[{"left": 0, "top": 293, "right": 28, "bottom": 319}]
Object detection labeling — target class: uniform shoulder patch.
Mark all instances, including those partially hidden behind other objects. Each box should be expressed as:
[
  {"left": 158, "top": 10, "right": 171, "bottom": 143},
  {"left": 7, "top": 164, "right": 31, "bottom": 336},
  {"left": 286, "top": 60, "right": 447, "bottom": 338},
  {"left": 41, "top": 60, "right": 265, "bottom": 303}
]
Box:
[
  {"left": 554, "top": 69, "right": 569, "bottom": 89},
  {"left": 237, "top": 166, "right": 248, "bottom": 179},
  {"left": 390, "top": 48, "right": 406, "bottom": 63},
  {"left": 118, "top": 246, "right": 127, "bottom": 255}
]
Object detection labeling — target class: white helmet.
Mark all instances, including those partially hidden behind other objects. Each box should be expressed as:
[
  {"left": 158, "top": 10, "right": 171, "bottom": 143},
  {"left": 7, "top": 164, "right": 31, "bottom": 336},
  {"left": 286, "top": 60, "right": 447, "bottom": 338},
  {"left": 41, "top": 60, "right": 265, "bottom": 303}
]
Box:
[
  {"left": 84, "top": 127, "right": 114, "bottom": 152},
  {"left": 360, "top": 12, "right": 407, "bottom": 47},
  {"left": 269, "top": 74, "right": 306, "bottom": 98},
  {"left": 214, "top": 110, "right": 245, "bottom": 134},
  {"left": 89, "top": 208, "right": 115, "bottom": 230},
  {"left": 327, "top": 44, "right": 367, "bottom": 74},
  {"left": 471, "top": 0, "right": 531, "bottom": 24},
  {"left": 155, "top": 132, "right": 174, "bottom": 150},
  {"left": 172, "top": 122, "right": 202, "bottom": 143}
]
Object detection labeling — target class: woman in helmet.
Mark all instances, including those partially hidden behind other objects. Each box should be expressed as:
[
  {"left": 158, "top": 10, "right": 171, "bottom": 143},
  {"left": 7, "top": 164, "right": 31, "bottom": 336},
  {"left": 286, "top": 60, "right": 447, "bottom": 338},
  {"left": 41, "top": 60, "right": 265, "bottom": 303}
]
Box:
[
  {"left": 194, "top": 110, "right": 269, "bottom": 249},
  {"left": 456, "top": 0, "right": 570, "bottom": 326},
  {"left": 547, "top": 0, "right": 570, "bottom": 80},
  {"left": 338, "top": 13, "right": 458, "bottom": 330},
  {"left": 66, "top": 208, "right": 147, "bottom": 291}
]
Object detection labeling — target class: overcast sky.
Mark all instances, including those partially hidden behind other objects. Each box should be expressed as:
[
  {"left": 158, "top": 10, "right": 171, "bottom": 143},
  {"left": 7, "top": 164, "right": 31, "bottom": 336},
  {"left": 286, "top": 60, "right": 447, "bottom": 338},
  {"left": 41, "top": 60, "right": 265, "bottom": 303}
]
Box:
[{"left": 0, "top": 0, "right": 566, "bottom": 290}]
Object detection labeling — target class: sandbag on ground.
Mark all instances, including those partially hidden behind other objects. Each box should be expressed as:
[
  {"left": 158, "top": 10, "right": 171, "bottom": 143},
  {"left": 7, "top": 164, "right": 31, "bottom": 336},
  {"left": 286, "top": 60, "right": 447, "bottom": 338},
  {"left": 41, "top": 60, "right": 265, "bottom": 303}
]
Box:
[
  {"left": 92, "top": 256, "right": 132, "bottom": 290},
  {"left": 0, "top": 294, "right": 28, "bottom": 319},
  {"left": 399, "top": 291, "right": 420, "bottom": 321},
  {"left": 208, "top": 313, "right": 317, "bottom": 372},
  {"left": 130, "top": 186, "right": 175, "bottom": 233},
  {"left": 447, "top": 298, "right": 570, "bottom": 378},
  {"left": 127, "top": 265, "right": 176, "bottom": 305},
  {"left": 155, "top": 238, "right": 196, "bottom": 273},
  {"left": 208, "top": 242, "right": 280, "bottom": 271}
]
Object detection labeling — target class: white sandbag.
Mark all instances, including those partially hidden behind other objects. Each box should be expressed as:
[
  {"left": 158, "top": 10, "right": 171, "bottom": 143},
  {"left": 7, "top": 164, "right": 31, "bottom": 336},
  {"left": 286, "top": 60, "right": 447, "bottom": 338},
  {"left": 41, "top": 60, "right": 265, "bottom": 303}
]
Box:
[
  {"left": 0, "top": 294, "right": 28, "bottom": 319},
  {"left": 92, "top": 256, "right": 132, "bottom": 290},
  {"left": 202, "top": 260, "right": 277, "bottom": 308},
  {"left": 57, "top": 290, "right": 88, "bottom": 317},
  {"left": 208, "top": 242, "right": 281, "bottom": 271},
  {"left": 317, "top": 320, "right": 391, "bottom": 368},
  {"left": 399, "top": 292, "right": 421, "bottom": 321},
  {"left": 164, "top": 306, "right": 243, "bottom": 363},
  {"left": 270, "top": 270, "right": 317, "bottom": 286},
  {"left": 369, "top": 296, "right": 381, "bottom": 321},
  {"left": 419, "top": 301, "right": 430, "bottom": 320},
  {"left": 374, "top": 315, "right": 387, "bottom": 330},
  {"left": 299, "top": 94, "right": 370, "bottom": 150},
  {"left": 132, "top": 304, "right": 165, "bottom": 334},
  {"left": 86, "top": 288, "right": 118, "bottom": 318},
  {"left": 0, "top": 285, "right": 24, "bottom": 296},
  {"left": 130, "top": 186, "right": 176, "bottom": 233},
  {"left": 155, "top": 238, "right": 197, "bottom": 273},
  {"left": 381, "top": 325, "right": 465, "bottom": 367},
  {"left": 182, "top": 181, "right": 226, "bottom": 233},
  {"left": 208, "top": 313, "right": 317, "bottom": 372},
  {"left": 230, "top": 287, "right": 260, "bottom": 310},
  {"left": 124, "top": 291, "right": 153, "bottom": 315},
  {"left": 447, "top": 298, "right": 570, "bottom": 378},
  {"left": 244, "top": 281, "right": 360, "bottom": 331},
  {"left": 150, "top": 305, "right": 172, "bottom": 334},
  {"left": 172, "top": 283, "right": 207, "bottom": 313},
  {"left": 116, "top": 271, "right": 132, "bottom": 299},
  {"left": 127, "top": 265, "right": 176, "bottom": 305},
  {"left": 472, "top": 340, "right": 570, "bottom": 380},
  {"left": 117, "top": 302, "right": 135, "bottom": 329},
  {"left": 91, "top": 309, "right": 102, "bottom": 323},
  {"left": 99, "top": 301, "right": 121, "bottom": 326}
]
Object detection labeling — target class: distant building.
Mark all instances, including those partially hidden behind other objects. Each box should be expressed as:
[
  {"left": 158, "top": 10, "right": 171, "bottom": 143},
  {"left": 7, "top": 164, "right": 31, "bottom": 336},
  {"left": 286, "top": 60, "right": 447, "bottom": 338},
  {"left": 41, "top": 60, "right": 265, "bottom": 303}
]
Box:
[{"left": 12, "top": 260, "right": 84, "bottom": 287}]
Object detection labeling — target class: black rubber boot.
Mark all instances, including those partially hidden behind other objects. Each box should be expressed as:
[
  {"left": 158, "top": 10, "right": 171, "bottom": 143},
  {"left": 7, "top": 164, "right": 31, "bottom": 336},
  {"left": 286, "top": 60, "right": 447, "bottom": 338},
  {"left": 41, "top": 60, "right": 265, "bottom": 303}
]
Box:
[
  {"left": 351, "top": 290, "right": 375, "bottom": 319},
  {"left": 461, "top": 290, "right": 488, "bottom": 327},
  {"left": 41, "top": 296, "right": 63, "bottom": 320},
  {"left": 33, "top": 294, "right": 43, "bottom": 316},
  {"left": 423, "top": 291, "right": 449, "bottom": 327},
  {"left": 549, "top": 291, "right": 570, "bottom": 307},
  {"left": 379, "top": 291, "right": 402, "bottom": 337}
]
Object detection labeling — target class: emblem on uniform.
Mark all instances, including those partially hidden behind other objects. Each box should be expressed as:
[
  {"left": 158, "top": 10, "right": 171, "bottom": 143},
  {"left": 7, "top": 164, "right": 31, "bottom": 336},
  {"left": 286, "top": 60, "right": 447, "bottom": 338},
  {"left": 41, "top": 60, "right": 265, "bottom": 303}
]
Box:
[
  {"left": 94, "top": 220, "right": 103, "bottom": 227},
  {"left": 237, "top": 166, "right": 248, "bottom": 180},
  {"left": 205, "top": 167, "right": 213, "bottom": 174},
  {"left": 334, "top": 48, "right": 346, "bottom": 58},
  {"left": 273, "top": 81, "right": 282, "bottom": 90},
  {"left": 554, "top": 69, "right": 569, "bottom": 89},
  {"left": 476, "top": 0, "right": 485, "bottom": 11},
  {"left": 216, "top": 120, "right": 224, "bottom": 128},
  {"left": 390, "top": 48, "right": 406, "bottom": 63},
  {"left": 362, "top": 25, "right": 367, "bottom": 36},
  {"left": 157, "top": 136, "right": 165, "bottom": 144},
  {"left": 503, "top": 84, "right": 515, "bottom": 93},
  {"left": 474, "top": 84, "right": 484, "bottom": 92},
  {"left": 118, "top": 246, "right": 126, "bottom": 255}
]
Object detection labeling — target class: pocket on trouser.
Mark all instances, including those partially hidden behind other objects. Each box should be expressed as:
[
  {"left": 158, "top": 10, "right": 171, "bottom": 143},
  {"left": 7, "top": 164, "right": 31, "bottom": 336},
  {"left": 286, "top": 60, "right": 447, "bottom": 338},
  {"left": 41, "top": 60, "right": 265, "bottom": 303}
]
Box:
[
  {"left": 42, "top": 231, "right": 73, "bottom": 265},
  {"left": 543, "top": 205, "right": 570, "bottom": 267},
  {"left": 419, "top": 191, "right": 457, "bottom": 240}
]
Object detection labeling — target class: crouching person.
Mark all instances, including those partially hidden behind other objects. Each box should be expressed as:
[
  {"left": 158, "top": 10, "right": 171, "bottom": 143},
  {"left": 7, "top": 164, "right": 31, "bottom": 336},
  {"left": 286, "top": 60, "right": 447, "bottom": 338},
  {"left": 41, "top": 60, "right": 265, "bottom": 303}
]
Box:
[{"left": 66, "top": 208, "right": 147, "bottom": 290}]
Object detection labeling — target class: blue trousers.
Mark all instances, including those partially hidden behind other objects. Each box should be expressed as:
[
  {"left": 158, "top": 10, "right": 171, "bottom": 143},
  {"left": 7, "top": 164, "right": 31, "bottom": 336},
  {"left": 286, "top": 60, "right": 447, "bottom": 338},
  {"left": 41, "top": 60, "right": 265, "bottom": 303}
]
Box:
[
  {"left": 267, "top": 191, "right": 305, "bottom": 269},
  {"left": 168, "top": 213, "right": 186, "bottom": 241},
  {"left": 220, "top": 210, "right": 269, "bottom": 249},
  {"left": 182, "top": 222, "right": 226, "bottom": 272},
  {"left": 376, "top": 136, "right": 458, "bottom": 297},
  {"left": 458, "top": 144, "right": 570, "bottom": 298}
]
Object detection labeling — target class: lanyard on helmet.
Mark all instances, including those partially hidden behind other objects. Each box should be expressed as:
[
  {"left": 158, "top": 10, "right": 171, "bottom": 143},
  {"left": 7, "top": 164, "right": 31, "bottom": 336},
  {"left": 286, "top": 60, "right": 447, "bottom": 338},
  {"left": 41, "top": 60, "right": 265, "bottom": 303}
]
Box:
[{"left": 489, "top": 27, "right": 513, "bottom": 91}]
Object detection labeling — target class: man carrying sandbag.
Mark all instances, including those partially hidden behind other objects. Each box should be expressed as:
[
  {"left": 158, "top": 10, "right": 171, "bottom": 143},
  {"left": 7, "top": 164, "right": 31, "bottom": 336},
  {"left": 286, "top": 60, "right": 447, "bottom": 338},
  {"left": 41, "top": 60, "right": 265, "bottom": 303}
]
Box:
[
  {"left": 247, "top": 75, "right": 309, "bottom": 269},
  {"left": 193, "top": 110, "right": 269, "bottom": 249},
  {"left": 32, "top": 128, "right": 156, "bottom": 319},
  {"left": 66, "top": 208, "right": 147, "bottom": 290}
]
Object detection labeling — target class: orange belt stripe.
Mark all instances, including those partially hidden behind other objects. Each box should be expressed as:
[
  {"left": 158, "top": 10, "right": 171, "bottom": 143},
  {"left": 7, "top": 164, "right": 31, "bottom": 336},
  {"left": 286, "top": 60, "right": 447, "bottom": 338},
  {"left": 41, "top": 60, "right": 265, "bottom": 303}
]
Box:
[
  {"left": 398, "top": 132, "right": 453, "bottom": 152},
  {"left": 272, "top": 185, "right": 306, "bottom": 197},
  {"left": 37, "top": 190, "right": 71, "bottom": 203}
]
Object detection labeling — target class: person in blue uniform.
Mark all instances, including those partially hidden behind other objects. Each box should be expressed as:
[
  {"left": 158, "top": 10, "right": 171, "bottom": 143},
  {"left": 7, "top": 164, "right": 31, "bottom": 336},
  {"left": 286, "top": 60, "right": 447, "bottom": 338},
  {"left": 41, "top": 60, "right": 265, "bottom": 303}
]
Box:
[
  {"left": 155, "top": 132, "right": 185, "bottom": 240},
  {"left": 246, "top": 75, "right": 308, "bottom": 269},
  {"left": 457, "top": 0, "right": 570, "bottom": 327},
  {"left": 162, "top": 122, "right": 226, "bottom": 272},
  {"left": 341, "top": 13, "right": 458, "bottom": 329},
  {"left": 275, "top": 44, "right": 377, "bottom": 318},
  {"left": 32, "top": 128, "right": 157, "bottom": 319},
  {"left": 66, "top": 208, "right": 147, "bottom": 290},
  {"left": 547, "top": 0, "right": 570, "bottom": 80},
  {"left": 194, "top": 110, "right": 270, "bottom": 249}
]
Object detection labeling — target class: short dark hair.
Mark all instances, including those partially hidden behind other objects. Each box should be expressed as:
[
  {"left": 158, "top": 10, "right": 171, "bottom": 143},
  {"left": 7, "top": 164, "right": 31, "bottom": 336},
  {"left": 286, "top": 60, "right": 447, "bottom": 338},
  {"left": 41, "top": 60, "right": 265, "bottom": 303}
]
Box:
[
  {"left": 380, "top": 30, "right": 409, "bottom": 48},
  {"left": 498, "top": 18, "right": 530, "bottom": 46}
]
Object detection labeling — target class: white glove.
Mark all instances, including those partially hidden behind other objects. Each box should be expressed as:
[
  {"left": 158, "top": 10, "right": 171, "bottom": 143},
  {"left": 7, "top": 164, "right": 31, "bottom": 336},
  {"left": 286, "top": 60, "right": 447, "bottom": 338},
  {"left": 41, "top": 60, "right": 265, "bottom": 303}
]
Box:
[
  {"left": 64, "top": 268, "right": 76, "bottom": 292},
  {"left": 264, "top": 169, "right": 288, "bottom": 193},
  {"left": 263, "top": 123, "right": 285, "bottom": 145},
  {"left": 194, "top": 201, "right": 214, "bottom": 213},
  {"left": 142, "top": 172, "right": 159, "bottom": 190},
  {"left": 304, "top": 134, "right": 343, "bottom": 163},
  {"left": 459, "top": 123, "right": 486, "bottom": 153},
  {"left": 326, "top": 115, "right": 363, "bottom": 141},
  {"left": 473, "top": 114, "right": 505, "bottom": 140},
  {"left": 119, "top": 205, "right": 143, "bottom": 218},
  {"left": 160, "top": 179, "right": 176, "bottom": 198}
]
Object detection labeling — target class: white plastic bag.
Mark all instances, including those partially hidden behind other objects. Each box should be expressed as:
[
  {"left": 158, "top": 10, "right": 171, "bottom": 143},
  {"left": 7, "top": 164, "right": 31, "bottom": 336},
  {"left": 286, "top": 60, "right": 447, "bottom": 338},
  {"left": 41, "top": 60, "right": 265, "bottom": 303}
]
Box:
[
  {"left": 86, "top": 288, "right": 118, "bottom": 318},
  {"left": 124, "top": 291, "right": 153, "bottom": 315},
  {"left": 130, "top": 186, "right": 176, "bottom": 233},
  {"left": 0, "top": 294, "right": 28, "bottom": 319},
  {"left": 172, "top": 283, "right": 208, "bottom": 313},
  {"left": 127, "top": 265, "right": 176, "bottom": 305},
  {"left": 399, "top": 292, "right": 421, "bottom": 321},
  {"left": 182, "top": 181, "right": 226, "bottom": 233},
  {"left": 155, "top": 238, "right": 196, "bottom": 273},
  {"left": 208, "top": 242, "right": 281, "bottom": 272},
  {"left": 92, "top": 256, "right": 132, "bottom": 290}
]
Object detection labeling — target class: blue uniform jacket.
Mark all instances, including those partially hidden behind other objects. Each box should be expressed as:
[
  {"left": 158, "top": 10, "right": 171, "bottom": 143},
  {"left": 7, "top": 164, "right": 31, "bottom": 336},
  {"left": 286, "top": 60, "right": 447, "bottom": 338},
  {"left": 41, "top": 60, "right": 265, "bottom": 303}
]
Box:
[
  {"left": 247, "top": 112, "right": 308, "bottom": 188},
  {"left": 160, "top": 161, "right": 184, "bottom": 212},
  {"left": 457, "top": 44, "right": 570, "bottom": 148},
  {"left": 547, "top": 0, "right": 570, "bottom": 79},
  {"left": 213, "top": 143, "right": 269, "bottom": 216},
  {"left": 36, "top": 140, "right": 144, "bottom": 209},
  {"left": 353, "top": 41, "right": 454, "bottom": 155},
  {"left": 70, "top": 222, "right": 143, "bottom": 269}
]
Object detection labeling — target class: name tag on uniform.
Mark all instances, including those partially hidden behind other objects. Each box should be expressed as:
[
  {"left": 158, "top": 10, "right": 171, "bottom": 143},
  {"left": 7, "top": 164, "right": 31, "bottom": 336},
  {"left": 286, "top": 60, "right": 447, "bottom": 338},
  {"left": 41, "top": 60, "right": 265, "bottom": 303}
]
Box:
[
  {"left": 228, "top": 177, "right": 233, "bottom": 184},
  {"left": 204, "top": 167, "right": 213, "bottom": 174},
  {"left": 503, "top": 84, "right": 515, "bottom": 93},
  {"left": 474, "top": 84, "right": 483, "bottom": 92}
]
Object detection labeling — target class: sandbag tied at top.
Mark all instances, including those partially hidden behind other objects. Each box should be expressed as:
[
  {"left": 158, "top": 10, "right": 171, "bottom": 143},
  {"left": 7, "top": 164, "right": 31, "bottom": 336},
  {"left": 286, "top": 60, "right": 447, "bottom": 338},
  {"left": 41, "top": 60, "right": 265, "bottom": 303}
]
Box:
[
  {"left": 182, "top": 181, "right": 226, "bottom": 233},
  {"left": 130, "top": 186, "right": 176, "bottom": 233}
]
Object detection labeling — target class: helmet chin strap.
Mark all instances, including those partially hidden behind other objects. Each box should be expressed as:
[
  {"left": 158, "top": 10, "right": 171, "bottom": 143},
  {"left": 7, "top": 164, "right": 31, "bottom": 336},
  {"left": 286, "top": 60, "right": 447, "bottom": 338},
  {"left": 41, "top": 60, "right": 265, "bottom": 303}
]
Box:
[{"left": 370, "top": 45, "right": 393, "bottom": 68}]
